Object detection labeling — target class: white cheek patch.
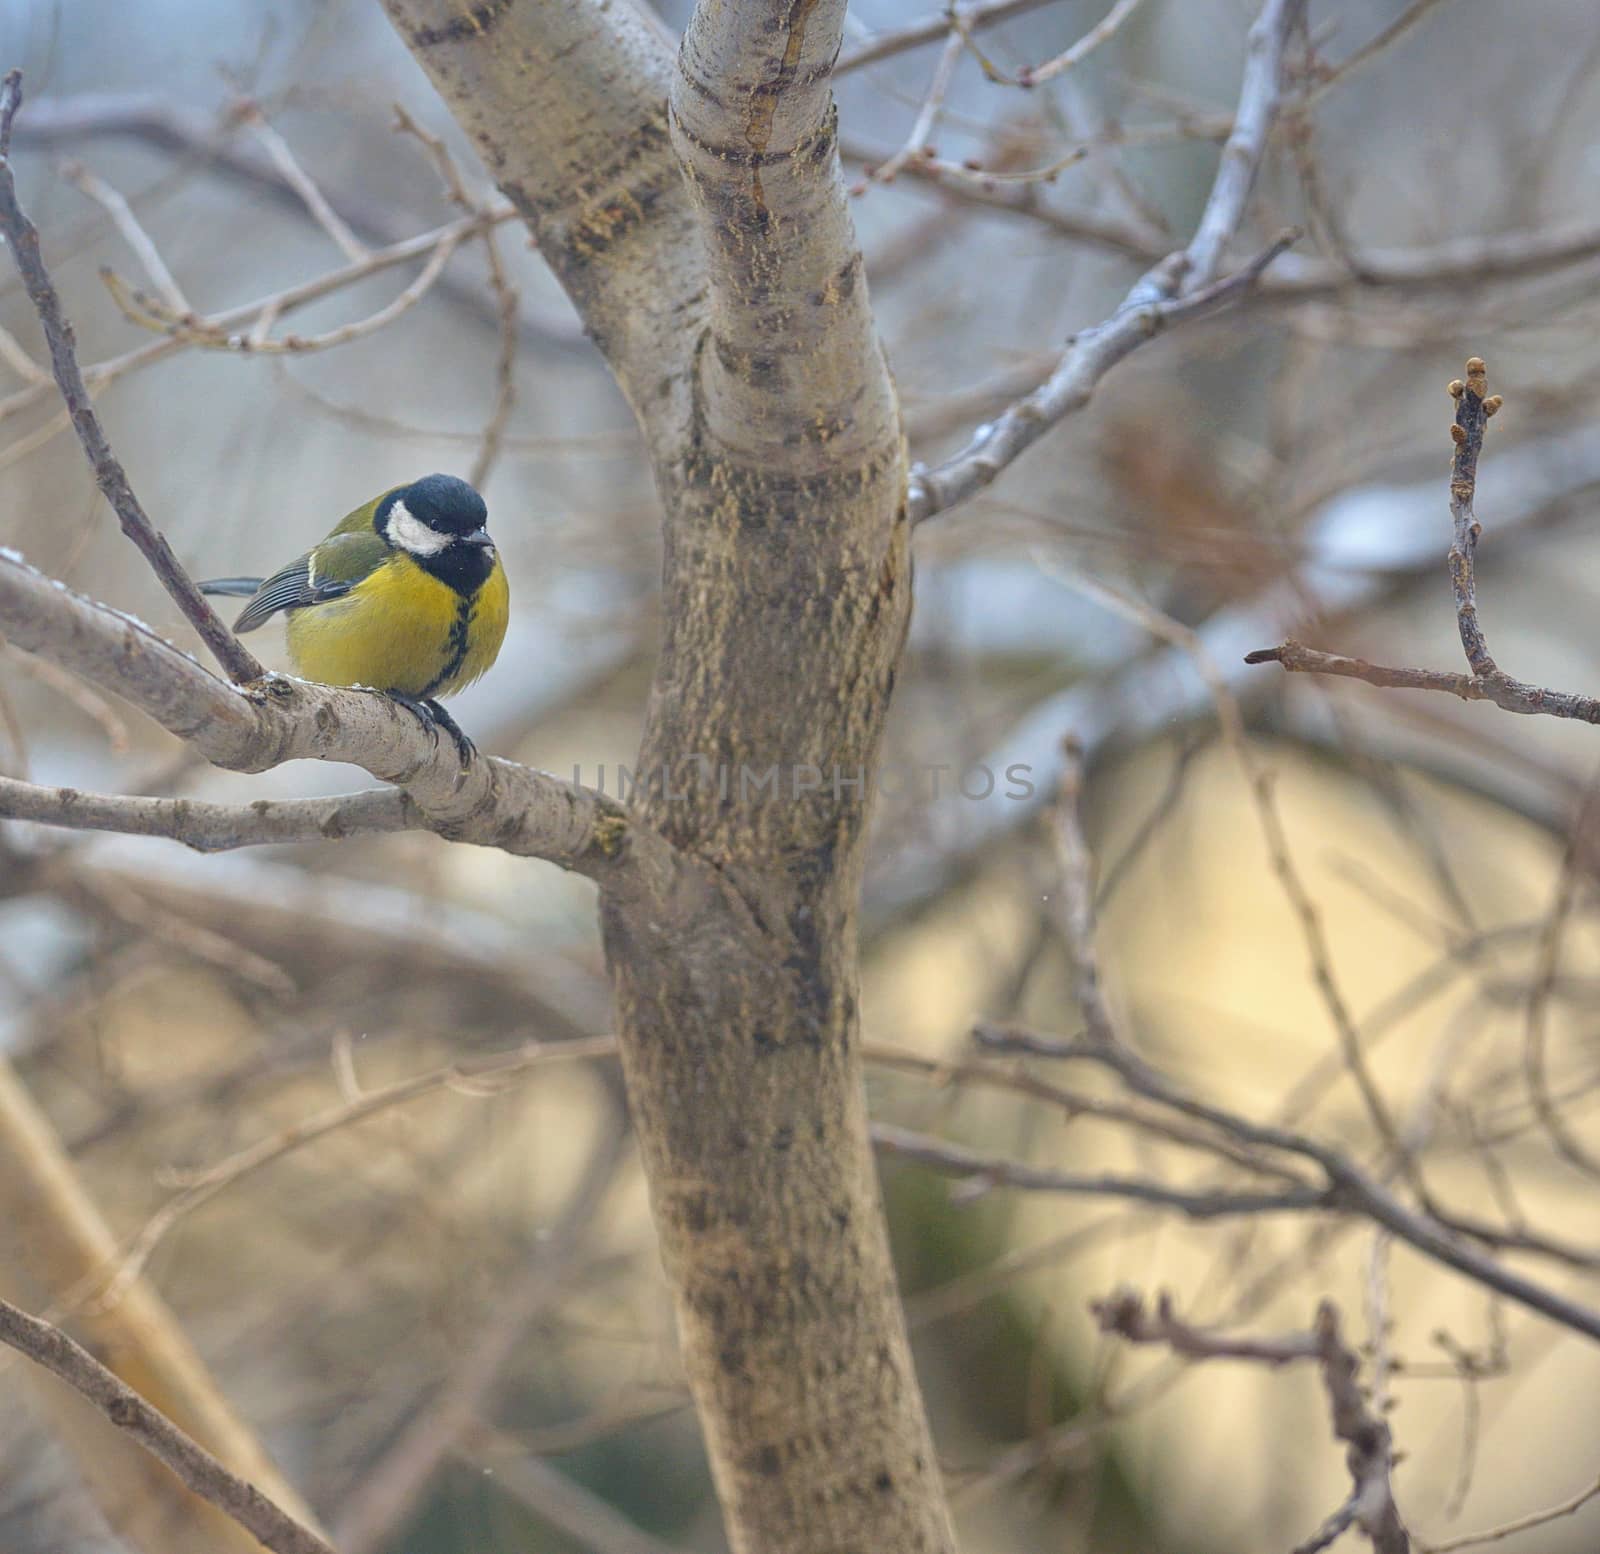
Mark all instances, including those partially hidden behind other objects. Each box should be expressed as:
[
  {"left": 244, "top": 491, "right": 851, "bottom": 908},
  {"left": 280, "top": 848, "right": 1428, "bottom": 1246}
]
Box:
[{"left": 386, "top": 499, "right": 448, "bottom": 557}]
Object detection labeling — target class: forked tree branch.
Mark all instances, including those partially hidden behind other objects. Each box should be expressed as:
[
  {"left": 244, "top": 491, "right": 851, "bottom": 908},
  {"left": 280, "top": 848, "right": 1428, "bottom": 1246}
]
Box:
[
  {"left": 909, "top": 231, "right": 1296, "bottom": 523},
  {"left": 0, "top": 71, "right": 262, "bottom": 683},
  {"left": 977, "top": 1020, "right": 1600, "bottom": 1343},
  {"left": 0, "top": 1295, "right": 335, "bottom": 1554},
  {"left": 1095, "top": 1290, "right": 1408, "bottom": 1554},
  {"left": 909, "top": 0, "right": 1307, "bottom": 524},
  {"left": 839, "top": 131, "right": 1162, "bottom": 256},
  {"left": 833, "top": 0, "right": 1062, "bottom": 76},
  {"left": 1246, "top": 358, "right": 1600, "bottom": 724},
  {"left": 0, "top": 203, "right": 515, "bottom": 453},
  {"left": 8, "top": 90, "right": 570, "bottom": 353},
  {"left": 0, "top": 551, "right": 666, "bottom": 886},
  {"left": 971, "top": 738, "right": 1600, "bottom": 1343},
  {"left": 843, "top": 125, "right": 1600, "bottom": 298},
  {"left": 1241, "top": 639, "right": 1600, "bottom": 723}
]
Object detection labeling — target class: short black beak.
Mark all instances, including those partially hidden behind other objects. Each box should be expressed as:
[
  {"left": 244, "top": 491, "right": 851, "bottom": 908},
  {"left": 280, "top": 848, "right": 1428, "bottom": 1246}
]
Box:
[{"left": 461, "top": 529, "right": 495, "bottom": 549}]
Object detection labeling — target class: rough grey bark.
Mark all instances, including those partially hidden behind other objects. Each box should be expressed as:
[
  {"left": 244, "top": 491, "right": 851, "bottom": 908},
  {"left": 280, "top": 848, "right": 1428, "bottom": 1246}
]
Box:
[{"left": 380, "top": 3, "right": 950, "bottom": 1551}]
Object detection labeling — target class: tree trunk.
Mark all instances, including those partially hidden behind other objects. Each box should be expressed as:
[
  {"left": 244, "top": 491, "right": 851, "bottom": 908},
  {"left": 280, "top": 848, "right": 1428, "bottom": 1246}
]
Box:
[{"left": 381, "top": 2, "right": 955, "bottom": 1549}]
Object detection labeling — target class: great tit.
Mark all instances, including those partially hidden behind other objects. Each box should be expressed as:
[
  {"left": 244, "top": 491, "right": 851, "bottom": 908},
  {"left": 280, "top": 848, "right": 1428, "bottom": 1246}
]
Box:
[{"left": 200, "top": 473, "right": 508, "bottom": 762}]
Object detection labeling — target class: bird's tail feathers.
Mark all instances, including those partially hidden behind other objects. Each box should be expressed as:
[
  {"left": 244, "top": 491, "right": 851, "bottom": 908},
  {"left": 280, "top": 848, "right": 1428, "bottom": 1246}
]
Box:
[{"left": 197, "top": 577, "right": 263, "bottom": 598}]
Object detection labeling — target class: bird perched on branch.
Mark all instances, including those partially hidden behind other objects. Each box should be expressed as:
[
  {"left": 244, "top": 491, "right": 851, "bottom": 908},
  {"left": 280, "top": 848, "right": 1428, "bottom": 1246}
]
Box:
[{"left": 201, "top": 473, "right": 508, "bottom": 763}]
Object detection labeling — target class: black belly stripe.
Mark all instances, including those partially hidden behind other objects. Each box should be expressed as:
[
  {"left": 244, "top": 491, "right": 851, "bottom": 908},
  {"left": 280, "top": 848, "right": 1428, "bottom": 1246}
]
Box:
[{"left": 422, "top": 597, "right": 474, "bottom": 698}]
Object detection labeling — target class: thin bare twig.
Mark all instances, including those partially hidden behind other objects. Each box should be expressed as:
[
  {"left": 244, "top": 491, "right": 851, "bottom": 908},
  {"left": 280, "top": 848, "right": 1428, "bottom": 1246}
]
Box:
[
  {"left": 909, "top": 231, "right": 1295, "bottom": 522},
  {"left": 1039, "top": 569, "right": 1416, "bottom": 1184},
  {"left": 1523, "top": 780, "right": 1600, "bottom": 1177},
  {"left": 239, "top": 101, "right": 368, "bottom": 263},
  {"left": 1242, "top": 641, "right": 1600, "bottom": 723},
  {"left": 0, "top": 204, "right": 513, "bottom": 434},
  {"left": 333, "top": 1108, "right": 631, "bottom": 1554},
  {"left": 1247, "top": 359, "right": 1600, "bottom": 727},
  {"left": 910, "top": 0, "right": 1306, "bottom": 524},
  {"left": 838, "top": 132, "right": 1162, "bottom": 255},
  {"left": 1284, "top": 28, "right": 1364, "bottom": 279},
  {"left": 14, "top": 656, "right": 136, "bottom": 753},
  {"left": 0, "top": 666, "right": 26, "bottom": 774},
  {"left": 869, "top": 1120, "right": 1324, "bottom": 1217},
  {"left": 105, "top": 230, "right": 463, "bottom": 354},
  {"left": 973, "top": 1025, "right": 1600, "bottom": 1342},
  {"left": 1095, "top": 1290, "right": 1407, "bottom": 1553},
  {"left": 64, "top": 862, "right": 296, "bottom": 993},
  {"left": 0, "top": 70, "right": 262, "bottom": 682},
  {"left": 0, "top": 318, "right": 47, "bottom": 383},
  {"left": 0, "top": 70, "right": 19, "bottom": 157},
  {"left": 1447, "top": 357, "right": 1500, "bottom": 676},
  {"left": 0, "top": 1295, "right": 334, "bottom": 1554},
  {"left": 850, "top": 124, "right": 1600, "bottom": 297},
  {"left": 1417, "top": 1474, "right": 1600, "bottom": 1553},
  {"left": 1045, "top": 735, "right": 1113, "bottom": 1044},
  {"left": 80, "top": 105, "right": 497, "bottom": 364},
  {"left": 61, "top": 159, "right": 191, "bottom": 312},
  {"left": 93, "top": 1035, "right": 618, "bottom": 1311},
  {"left": 392, "top": 105, "right": 519, "bottom": 486},
  {"left": 1315, "top": 0, "right": 1454, "bottom": 100},
  {"left": 471, "top": 242, "right": 520, "bottom": 486},
  {"left": 1294, "top": 1500, "right": 1362, "bottom": 1554},
  {"left": 10, "top": 90, "right": 591, "bottom": 356},
  {"left": 1364, "top": 1232, "right": 1395, "bottom": 1441},
  {"left": 1091, "top": 1287, "right": 1316, "bottom": 1365},
  {"left": 1004, "top": 0, "right": 1150, "bottom": 91},
  {"left": 0, "top": 774, "right": 415, "bottom": 852},
  {"left": 453, "top": 1426, "right": 686, "bottom": 1554},
  {"left": 1184, "top": 0, "right": 1305, "bottom": 289},
  {"left": 1428, "top": 1323, "right": 1497, "bottom": 1525},
  {"left": 861, "top": 24, "right": 965, "bottom": 186},
  {"left": 863, "top": 1041, "right": 1312, "bottom": 1182},
  {"left": 835, "top": 0, "right": 1064, "bottom": 76},
  {"left": 1312, "top": 1302, "right": 1409, "bottom": 1553}
]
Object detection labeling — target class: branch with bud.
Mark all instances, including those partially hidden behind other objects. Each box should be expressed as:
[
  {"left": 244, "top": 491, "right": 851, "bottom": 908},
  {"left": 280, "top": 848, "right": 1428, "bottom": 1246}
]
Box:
[{"left": 1246, "top": 358, "right": 1600, "bottom": 726}]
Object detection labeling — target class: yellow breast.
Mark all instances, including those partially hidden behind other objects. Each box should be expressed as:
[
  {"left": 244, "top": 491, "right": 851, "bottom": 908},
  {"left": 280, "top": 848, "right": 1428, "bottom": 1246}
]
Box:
[{"left": 285, "top": 554, "right": 509, "bottom": 699}]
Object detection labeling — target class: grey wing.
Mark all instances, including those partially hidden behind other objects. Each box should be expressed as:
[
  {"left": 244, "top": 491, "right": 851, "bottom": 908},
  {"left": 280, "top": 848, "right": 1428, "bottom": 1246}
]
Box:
[{"left": 231, "top": 556, "right": 352, "bottom": 633}]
